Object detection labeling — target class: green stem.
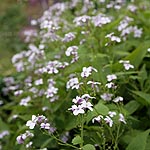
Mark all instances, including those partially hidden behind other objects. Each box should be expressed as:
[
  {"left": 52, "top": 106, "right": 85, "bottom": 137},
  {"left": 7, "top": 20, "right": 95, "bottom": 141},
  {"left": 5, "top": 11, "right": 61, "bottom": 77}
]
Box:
[
  {"left": 80, "top": 114, "right": 84, "bottom": 149},
  {"left": 114, "top": 123, "right": 121, "bottom": 150}
]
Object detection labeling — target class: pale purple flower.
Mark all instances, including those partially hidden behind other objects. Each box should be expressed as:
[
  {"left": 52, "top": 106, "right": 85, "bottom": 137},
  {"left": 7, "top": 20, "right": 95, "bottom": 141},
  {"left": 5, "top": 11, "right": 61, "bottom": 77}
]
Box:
[
  {"left": 65, "top": 46, "right": 78, "bottom": 56},
  {"left": 40, "top": 123, "right": 51, "bottom": 130},
  {"left": 92, "top": 14, "right": 111, "bottom": 27},
  {"left": 108, "top": 111, "right": 116, "bottom": 117},
  {"left": 14, "top": 90, "right": 23, "bottom": 96},
  {"left": 20, "top": 96, "right": 31, "bottom": 106},
  {"left": 101, "top": 93, "right": 113, "bottom": 101},
  {"left": 92, "top": 115, "right": 103, "bottom": 123},
  {"left": 16, "top": 131, "right": 34, "bottom": 144},
  {"left": 45, "top": 86, "right": 58, "bottom": 98},
  {"left": 87, "top": 81, "right": 101, "bottom": 87},
  {"left": 68, "top": 105, "right": 85, "bottom": 116},
  {"left": 127, "top": 5, "right": 137, "bottom": 12},
  {"left": 0, "top": 130, "right": 9, "bottom": 139},
  {"left": 62, "top": 32, "right": 76, "bottom": 42},
  {"left": 81, "top": 66, "right": 97, "bottom": 78},
  {"left": 105, "top": 33, "right": 121, "bottom": 43},
  {"left": 26, "top": 141, "right": 33, "bottom": 148},
  {"left": 34, "top": 78, "right": 43, "bottom": 85},
  {"left": 119, "top": 113, "right": 126, "bottom": 124},
  {"left": 73, "top": 15, "right": 91, "bottom": 26},
  {"left": 81, "top": 94, "right": 96, "bottom": 100},
  {"left": 106, "top": 74, "right": 117, "bottom": 82},
  {"left": 105, "top": 82, "right": 117, "bottom": 89},
  {"left": 104, "top": 116, "right": 113, "bottom": 127},
  {"left": 119, "top": 60, "right": 134, "bottom": 70},
  {"left": 81, "top": 100, "right": 93, "bottom": 111},
  {"left": 72, "top": 96, "right": 84, "bottom": 104},
  {"left": 26, "top": 115, "right": 38, "bottom": 129},
  {"left": 113, "top": 96, "right": 123, "bottom": 103},
  {"left": 66, "top": 77, "right": 83, "bottom": 90}
]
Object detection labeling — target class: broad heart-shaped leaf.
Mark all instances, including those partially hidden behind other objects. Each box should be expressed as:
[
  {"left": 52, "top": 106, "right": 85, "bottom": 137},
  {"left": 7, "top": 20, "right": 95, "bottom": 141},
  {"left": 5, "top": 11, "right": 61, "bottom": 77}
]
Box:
[
  {"left": 132, "top": 91, "right": 150, "bottom": 105},
  {"left": 124, "top": 100, "right": 140, "bottom": 115},
  {"left": 72, "top": 135, "right": 82, "bottom": 145},
  {"left": 82, "top": 144, "right": 96, "bottom": 150},
  {"left": 126, "top": 129, "right": 150, "bottom": 150}
]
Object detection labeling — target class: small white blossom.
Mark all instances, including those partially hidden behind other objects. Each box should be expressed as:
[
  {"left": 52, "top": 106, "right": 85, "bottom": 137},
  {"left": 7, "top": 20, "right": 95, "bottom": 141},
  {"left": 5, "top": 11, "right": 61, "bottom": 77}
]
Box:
[
  {"left": 81, "top": 66, "right": 97, "bottom": 78},
  {"left": 66, "top": 77, "right": 83, "bottom": 90},
  {"left": 92, "top": 115, "right": 103, "bottom": 123},
  {"left": 26, "top": 115, "right": 38, "bottom": 129},
  {"left": 62, "top": 32, "right": 76, "bottom": 42},
  {"left": 68, "top": 105, "right": 85, "bottom": 116},
  {"left": 81, "top": 100, "right": 93, "bottom": 111},
  {"left": 107, "top": 74, "right": 117, "bottom": 82},
  {"left": 105, "top": 82, "right": 117, "bottom": 89},
  {"left": 108, "top": 111, "right": 116, "bottom": 117},
  {"left": 34, "top": 78, "right": 43, "bottom": 85},
  {"left": 20, "top": 96, "right": 31, "bottom": 106},
  {"left": 119, "top": 113, "right": 126, "bottom": 124},
  {"left": 101, "top": 93, "right": 113, "bottom": 101},
  {"left": 113, "top": 96, "right": 123, "bottom": 103},
  {"left": 40, "top": 123, "right": 51, "bottom": 130},
  {"left": 119, "top": 60, "right": 134, "bottom": 70},
  {"left": 104, "top": 116, "right": 113, "bottom": 127}
]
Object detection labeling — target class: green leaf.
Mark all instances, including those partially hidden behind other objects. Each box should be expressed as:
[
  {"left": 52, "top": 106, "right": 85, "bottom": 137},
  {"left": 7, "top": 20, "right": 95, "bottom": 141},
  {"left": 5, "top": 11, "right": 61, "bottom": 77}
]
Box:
[
  {"left": 132, "top": 91, "right": 150, "bottom": 105},
  {"left": 125, "top": 41, "right": 149, "bottom": 69},
  {"left": 82, "top": 144, "right": 96, "bottom": 150},
  {"left": 72, "top": 135, "right": 82, "bottom": 145},
  {"left": 124, "top": 100, "right": 140, "bottom": 115},
  {"left": 94, "top": 102, "right": 109, "bottom": 115},
  {"left": 126, "top": 130, "right": 150, "bottom": 150}
]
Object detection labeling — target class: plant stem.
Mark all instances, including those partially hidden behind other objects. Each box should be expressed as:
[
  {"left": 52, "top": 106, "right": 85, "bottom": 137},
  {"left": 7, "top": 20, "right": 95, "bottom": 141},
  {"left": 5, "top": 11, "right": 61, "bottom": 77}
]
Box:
[{"left": 80, "top": 114, "right": 84, "bottom": 149}]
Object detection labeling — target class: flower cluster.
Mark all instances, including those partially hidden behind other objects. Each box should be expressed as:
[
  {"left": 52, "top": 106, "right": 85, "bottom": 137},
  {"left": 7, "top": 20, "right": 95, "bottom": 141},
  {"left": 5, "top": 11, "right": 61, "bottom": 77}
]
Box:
[
  {"left": 68, "top": 94, "right": 95, "bottom": 116},
  {"left": 92, "top": 111, "right": 126, "bottom": 127}
]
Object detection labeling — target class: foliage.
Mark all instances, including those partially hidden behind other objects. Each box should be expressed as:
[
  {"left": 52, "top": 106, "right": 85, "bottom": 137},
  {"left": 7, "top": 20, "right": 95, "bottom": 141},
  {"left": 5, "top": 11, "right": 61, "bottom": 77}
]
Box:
[{"left": 1, "top": 0, "right": 150, "bottom": 150}]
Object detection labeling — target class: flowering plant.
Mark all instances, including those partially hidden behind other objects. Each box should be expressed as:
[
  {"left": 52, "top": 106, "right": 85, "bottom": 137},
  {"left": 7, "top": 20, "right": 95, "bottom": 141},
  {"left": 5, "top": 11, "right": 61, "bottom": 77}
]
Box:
[{"left": 1, "top": 0, "right": 150, "bottom": 150}]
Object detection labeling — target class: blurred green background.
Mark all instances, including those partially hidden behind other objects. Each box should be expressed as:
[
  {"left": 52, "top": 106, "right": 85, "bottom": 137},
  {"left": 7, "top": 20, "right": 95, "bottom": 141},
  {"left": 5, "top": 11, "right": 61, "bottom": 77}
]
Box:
[{"left": 0, "top": 0, "right": 55, "bottom": 76}]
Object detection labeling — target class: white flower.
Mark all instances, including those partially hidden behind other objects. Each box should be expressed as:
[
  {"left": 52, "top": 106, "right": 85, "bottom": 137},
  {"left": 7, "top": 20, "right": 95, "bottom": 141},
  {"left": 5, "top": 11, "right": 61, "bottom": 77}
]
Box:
[
  {"left": 119, "top": 60, "right": 134, "bottom": 70},
  {"left": 20, "top": 96, "right": 31, "bottom": 106},
  {"left": 119, "top": 113, "right": 126, "bottom": 124},
  {"left": 106, "top": 74, "right": 117, "bottom": 82},
  {"left": 101, "top": 93, "right": 113, "bottom": 101},
  {"left": 92, "top": 14, "right": 111, "bottom": 27},
  {"left": 81, "top": 66, "right": 97, "bottom": 78},
  {"left": 108, "top": 111, "right": 116, "bottom": 117},
  {"left": 68, "top": 105, "right": 85, "bottom": 116},
  {"left": 62, "top": 32, "right": 76, "bottom": 42},
  {"left": 113, "top": 96, "right": 123, "bottom": 103},
  {"left": 65, "top": 46, "right": 78, "bottom": 56},
  {"left": 40, "top": 123, "right": 51, "bottom": 130},
  {"left": 34, "top": 78, "right": 43, "bottom": 85},
  {"left": 147, "top": 48, "right": 150, "bottom": 52},
  {"left": 45, "top": 86, "right": 58, "bottom": 98},
  {"left": 66, "top": 77, "right": 83, "bottom": 90},
  {"left": 105, "top": 82, "right": 116, "bottom": 89},
  {"left": 105, "top": 33, "right": 121, "bottom": 43},
  {"left": 92, "top": 115, "right": 103, "bottom": 123},
  {"left": 72, "top": 96, "right": 84, "bottom": 104},
  {"left": 81, "top": 100, "right": 93, "bottom": 111},
  {"left": 104, "top": 116, "right": 113, "bottom": 127},
  {"left": 81, "top": 94, "right": 96, "bottom": 100},
  {"left": 26, "top": 115, "right": 38, "bottom": 129}
]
